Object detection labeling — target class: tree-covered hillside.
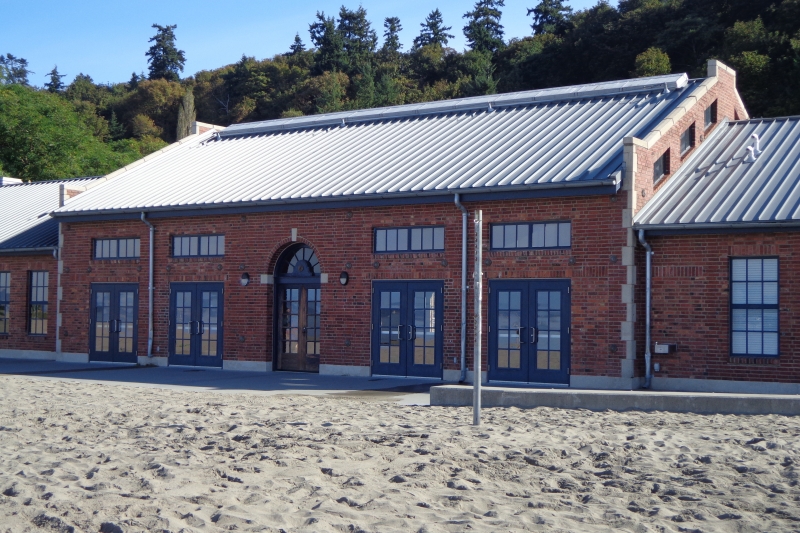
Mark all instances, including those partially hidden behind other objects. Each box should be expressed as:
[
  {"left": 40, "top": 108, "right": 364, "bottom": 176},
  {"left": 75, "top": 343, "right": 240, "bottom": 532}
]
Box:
[{"left": 2, "top": 0, "right": 799, "bottom": 181}]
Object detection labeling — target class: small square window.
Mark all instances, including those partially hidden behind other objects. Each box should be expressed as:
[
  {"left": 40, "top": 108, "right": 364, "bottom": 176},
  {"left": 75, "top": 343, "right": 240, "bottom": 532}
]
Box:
[{"left": 680, "top": 124, "right": 695, "bottom": 155}]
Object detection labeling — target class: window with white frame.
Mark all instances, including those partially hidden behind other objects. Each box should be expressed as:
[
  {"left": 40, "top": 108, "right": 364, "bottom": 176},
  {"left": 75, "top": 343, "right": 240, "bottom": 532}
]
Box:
[
  {"left": 95, "top": 238, "right": 140, "bottom": 259},
  {"left": 173, "top": 235, "right": 225, "bottom": 257},
  {"left": 374, "top": 226, "right": 444, "bottom": 253},
  {"left": 731, "top": 257, "right": 779, "bottom": 357},
  {"left": 491, "top": 222, "right": 571, "bottom": 250}
]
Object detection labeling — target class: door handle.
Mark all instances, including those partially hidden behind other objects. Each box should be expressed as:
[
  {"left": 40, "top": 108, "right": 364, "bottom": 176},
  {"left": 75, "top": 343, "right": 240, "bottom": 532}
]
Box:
[
  {"left": 408, "top": 325, "right": 414, "bottom": 340},
  {"left": 199, "top": 321, "right": 205, "bottom": 335},
  {"left": 397, "top": 325, "right": 404, "bottom": 341},
  {"left": 531, "top": 327, "right": 539, "bottom": 344},
  {"left": 518, "top": 326, "right": 526, "bottom": 343},
  {"left": 302, "top": 326, "right": 307, "bottom": 336},
  {"left": 111, "top": 319, "right": 118, "bottom": 333},
  {"left": 192, "top": 321, "right": 201, "bottom": 335}
]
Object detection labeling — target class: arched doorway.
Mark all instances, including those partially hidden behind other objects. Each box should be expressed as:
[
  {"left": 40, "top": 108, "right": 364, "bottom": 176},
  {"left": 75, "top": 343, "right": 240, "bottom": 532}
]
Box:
[{"left": 274, "top": 245, "right": 321, "bottom": 372}]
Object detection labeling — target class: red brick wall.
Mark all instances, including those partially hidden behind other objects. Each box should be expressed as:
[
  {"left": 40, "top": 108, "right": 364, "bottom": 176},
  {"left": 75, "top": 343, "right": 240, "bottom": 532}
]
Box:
[
  {"left": 633, "top": 67, "right": 747, "bottom": 213},
  {"left": 60, "top": 193, "right": 631, "bottom": 376},
  {"left": 641, "top": 232, "right": 799, "bottom": 383},
  {"left": 0, "top": 254, "right": 58, "bottom": 352}
]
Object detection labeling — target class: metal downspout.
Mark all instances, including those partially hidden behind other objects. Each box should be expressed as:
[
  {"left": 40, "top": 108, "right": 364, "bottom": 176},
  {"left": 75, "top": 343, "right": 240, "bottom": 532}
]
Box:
[
  {"left": 454, "top": 194, "right": 468, "bottom": 383},
  {"left": 141, "top": 213, "right": 154, "bottom": 358},
  {"left": 638, "top": 230, "right": 653, "bottom": 389}
]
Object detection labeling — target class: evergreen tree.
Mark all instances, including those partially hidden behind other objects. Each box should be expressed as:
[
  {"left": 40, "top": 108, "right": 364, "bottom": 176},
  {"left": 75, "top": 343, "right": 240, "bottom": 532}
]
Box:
[
  {"left": 146, "top": 24, "right": 186, "bottom": 81},
  {"left": 309, "top": 12, "right": 345, "bottom": 74},
  {"left": 44, "top": 66, "right": 66, "bottom": 93},
  {"left": 414, "top": 9, "right": 454, "bottom": 49},
  {"left": 108, "top": 111, "right": 126, "bottom": 140},
  {"left": 129, "top": 72, "right": 141, "bottom": 89},
  {"left": 289, "top": 33, "right": 306, "bottom": 55},
  {"left": 527, "top": 0, "right": 573, "bottom": 35},
  {"left": 337, "top": 6, "right": 378, "bottom": 70},
  {"left": 463, "top": 0, "right": 506, "bottom": 54},
  {"left": 0, "top": 54, "right": 32, "bottom": 85},
  {"left": 176, "top": 88, "right": 196, "bottom": 140},
  {"left": 382, "top": 17, "right": 403, "bottom": 55}
]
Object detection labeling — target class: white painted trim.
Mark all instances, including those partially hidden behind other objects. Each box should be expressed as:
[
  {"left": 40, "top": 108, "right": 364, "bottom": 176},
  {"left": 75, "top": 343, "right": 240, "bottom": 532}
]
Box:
[
  {"left": 651, "top": 376, "right": 800, "bottom": 395},
  {"left": 222, "top": 360, "right": 271, "bottom": 372},
  {"left": 319, "top": 364, "right": 370, "bottom": 377},
  {"left": 138, "top": 356, "right": 168, "bottom": 367}
]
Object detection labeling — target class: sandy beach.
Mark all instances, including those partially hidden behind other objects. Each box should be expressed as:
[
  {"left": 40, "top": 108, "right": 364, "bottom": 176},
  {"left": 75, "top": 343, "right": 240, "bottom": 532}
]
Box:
[{"left": 0, "top": 375, "right": 798, "bottom": 532}]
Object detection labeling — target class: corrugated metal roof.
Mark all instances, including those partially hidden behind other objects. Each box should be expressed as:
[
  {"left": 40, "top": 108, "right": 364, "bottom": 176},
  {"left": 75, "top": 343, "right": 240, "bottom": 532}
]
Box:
[
  {"left": 0, "top": 177, "right": 104, "bottom": 250},
  {"left": 634, "top": 117, "right": 800, "bottom": 230},
  {"left": 55, "top": 74, "right": 700, "bottom": 217}
]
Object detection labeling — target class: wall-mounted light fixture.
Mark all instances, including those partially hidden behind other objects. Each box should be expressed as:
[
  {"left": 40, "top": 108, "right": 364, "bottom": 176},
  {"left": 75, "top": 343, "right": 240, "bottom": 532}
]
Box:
[
  {"left": 339, "top": 271, "right": 349, "bottom": 286},
  {"left": 240, "top": 273, "right": 250, "bottom": 286}
]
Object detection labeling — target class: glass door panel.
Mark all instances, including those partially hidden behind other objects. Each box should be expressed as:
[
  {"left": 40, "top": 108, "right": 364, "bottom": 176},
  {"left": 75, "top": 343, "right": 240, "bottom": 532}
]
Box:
[
  {"left": 118, "top": 291, "right": 136, "bottom": 355},
  {"left": 379, "top": 290, "right": 401, "bottom": 365},
  {"left": 94, "top": 291, "right": 111, "bottom": 356},
  {"left": 174, "top": 291, "right": 192, "bottom": 356}
]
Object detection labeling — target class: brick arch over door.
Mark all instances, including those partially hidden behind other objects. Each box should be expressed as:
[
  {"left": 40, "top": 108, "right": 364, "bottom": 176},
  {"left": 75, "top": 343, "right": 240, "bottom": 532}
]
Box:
[{"left": 266, "top": 237, "right": 326, "bottom": 277}]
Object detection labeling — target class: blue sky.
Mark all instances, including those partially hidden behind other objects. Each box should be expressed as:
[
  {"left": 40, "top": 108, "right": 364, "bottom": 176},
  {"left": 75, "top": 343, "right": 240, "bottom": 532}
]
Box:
[{"left": 4, "top": 0, "right": 600, "bottom": 86}]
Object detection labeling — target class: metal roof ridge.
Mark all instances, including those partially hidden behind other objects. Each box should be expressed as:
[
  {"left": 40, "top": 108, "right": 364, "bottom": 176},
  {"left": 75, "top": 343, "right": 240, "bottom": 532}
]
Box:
[{"left": 220, "top": 73, "right": 689, "bottom": 137}]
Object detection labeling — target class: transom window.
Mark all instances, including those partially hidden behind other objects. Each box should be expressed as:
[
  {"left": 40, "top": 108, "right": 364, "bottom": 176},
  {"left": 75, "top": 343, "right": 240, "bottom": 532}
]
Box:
[
  {"left": 705, "top": 100, "right": 717, "bottom": 129},
  {"left": 491, "top": 222, "right": 571, "bottom": 250},
  {"left": 374, "top": 226, "right": 444, "bottom": 253},
  {"left": 29, "top": 271, "right": 48, "bottom": 335},
  {"left": 95, "top": 238, "right": 140, "bottom": 259},
  {"left": 680, "top": 123, "right": 695, "bottom": 155},
  {"left": 0, "top": 272, "right": 9, "bottom": 335},
  {"left": 653, "top": 150, "right": 670, "bottom": 184},
  {"left": 731, "top": 258, "right": 779, "bottom": 357},
  {"left": 173, "top": 235, "right": 225, "bottom": 257}
]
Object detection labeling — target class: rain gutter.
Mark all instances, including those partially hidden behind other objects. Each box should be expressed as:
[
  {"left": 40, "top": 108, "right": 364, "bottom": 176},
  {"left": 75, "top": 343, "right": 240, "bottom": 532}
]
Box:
[
  {"left": 140, "top": 212, "right": 154, "bottom": 359},
  {"left": 637, "top": 230, "right": 653, "bottom": 389},
  {"left": 454, "top": 193, "right": 468, "bottom": 383}
]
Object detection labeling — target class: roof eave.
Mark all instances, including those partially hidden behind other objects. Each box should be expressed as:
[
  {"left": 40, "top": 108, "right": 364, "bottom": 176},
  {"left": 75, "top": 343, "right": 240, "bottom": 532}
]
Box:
[
  {"left": 0, "top": 246, "right": 57, "bottom": 256},
  {"left": 635, "top": 221, "right": 800, "bottom": 236},
  {"left": 52, "top": 177, "right": 621, "bottom": 221}
]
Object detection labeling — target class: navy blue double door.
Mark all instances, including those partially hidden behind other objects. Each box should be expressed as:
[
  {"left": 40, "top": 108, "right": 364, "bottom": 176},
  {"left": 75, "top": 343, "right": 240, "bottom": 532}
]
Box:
[
  {"left": 371, "top": 281, "right": 443, "bottom": 377},
  {"left": 169, "top": 283, "right": 224, "bottom": 367},
  {"left": 489, "top": 280, "right": 571, "bottom": 384},
  {"left": 89, "top": 284, "right": 139, "bottom": 363}
]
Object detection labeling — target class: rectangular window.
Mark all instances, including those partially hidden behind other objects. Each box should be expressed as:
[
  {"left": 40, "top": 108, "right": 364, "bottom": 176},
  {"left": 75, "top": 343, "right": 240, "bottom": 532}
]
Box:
[
  {"left": 94, "top": 238, "right": 140, "bottom": 259},
  {"left": 491, "top": 222, "right": 571, "bottom": 250},
  {"left": 653, "top": 150, "right": 670, "bottom": 184},
  {"left": 173, "top": 235, "right": 225, "bottom": 257},
  {"left": 704, "top": 100, "right": 717, "bottom": 129},
  {"left": 28, "top": 271, "right": 48, "bottom": 335},
  {"left": 0, "top": 272, "right": 9, "bottom": 335},
  {"left": 680, "top": 123, "right": 695, "bottom": 155},
  {"left": 731, "top": 258, "right": 779, "bottom": 357},
  {"left": 374, "top": 226, "right": 444, "bottom": 253}
]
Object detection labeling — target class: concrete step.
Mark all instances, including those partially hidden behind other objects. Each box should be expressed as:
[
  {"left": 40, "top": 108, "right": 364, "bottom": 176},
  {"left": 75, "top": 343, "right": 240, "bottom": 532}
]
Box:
[{"left": 430, "top": 385, "right": 800, "bottom": 416}]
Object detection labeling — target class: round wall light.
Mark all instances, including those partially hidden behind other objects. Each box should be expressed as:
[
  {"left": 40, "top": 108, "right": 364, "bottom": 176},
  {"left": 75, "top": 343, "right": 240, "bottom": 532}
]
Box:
[
  {"left": 339, "top": 271, "right": 349, "bottom": 286},
  {"left": 240, "top": 273, "right": 250, "bottom": 286}
]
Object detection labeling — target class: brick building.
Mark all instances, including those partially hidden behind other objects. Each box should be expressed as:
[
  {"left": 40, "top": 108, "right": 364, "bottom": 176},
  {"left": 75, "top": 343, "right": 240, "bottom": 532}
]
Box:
[
  {"left": 634, "top": 115, "right": 800, "bottom": 393},
  {"left": 0, "top": 177, "right": 104, "bottom": 360},
  {"left": 5, "top": 59, "right": 775, "bottom": 392}
]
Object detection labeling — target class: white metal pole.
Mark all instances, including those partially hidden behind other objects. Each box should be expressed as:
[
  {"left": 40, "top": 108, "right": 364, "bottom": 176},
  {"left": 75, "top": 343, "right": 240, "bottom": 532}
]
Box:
[{"left": 473, "top": 210, "right": 483, "bottom": 426}]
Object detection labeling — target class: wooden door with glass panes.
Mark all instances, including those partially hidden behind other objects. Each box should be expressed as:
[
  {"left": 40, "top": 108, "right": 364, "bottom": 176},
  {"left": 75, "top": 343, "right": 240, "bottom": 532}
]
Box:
[
  {"left": 89, "top": 283, "right": 138, "bottom": 363},
  {"left": 371, "top": 281, "right": 443, "bottom": 378},
  {"left": 488, "top": 279, "right": 571, "bottom": 384},
  {"left": 277, "top": 285, "right": 321, "bottom": 372}
]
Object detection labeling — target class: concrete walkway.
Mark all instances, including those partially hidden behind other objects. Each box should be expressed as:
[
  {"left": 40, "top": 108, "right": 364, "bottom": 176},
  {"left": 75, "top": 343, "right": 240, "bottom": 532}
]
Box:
[
  {"left": 431, "top": 384, "right": 800, "bottom": 415},
  {"left": 0, "top": 359, "right": 443, "bottom": 405}
]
